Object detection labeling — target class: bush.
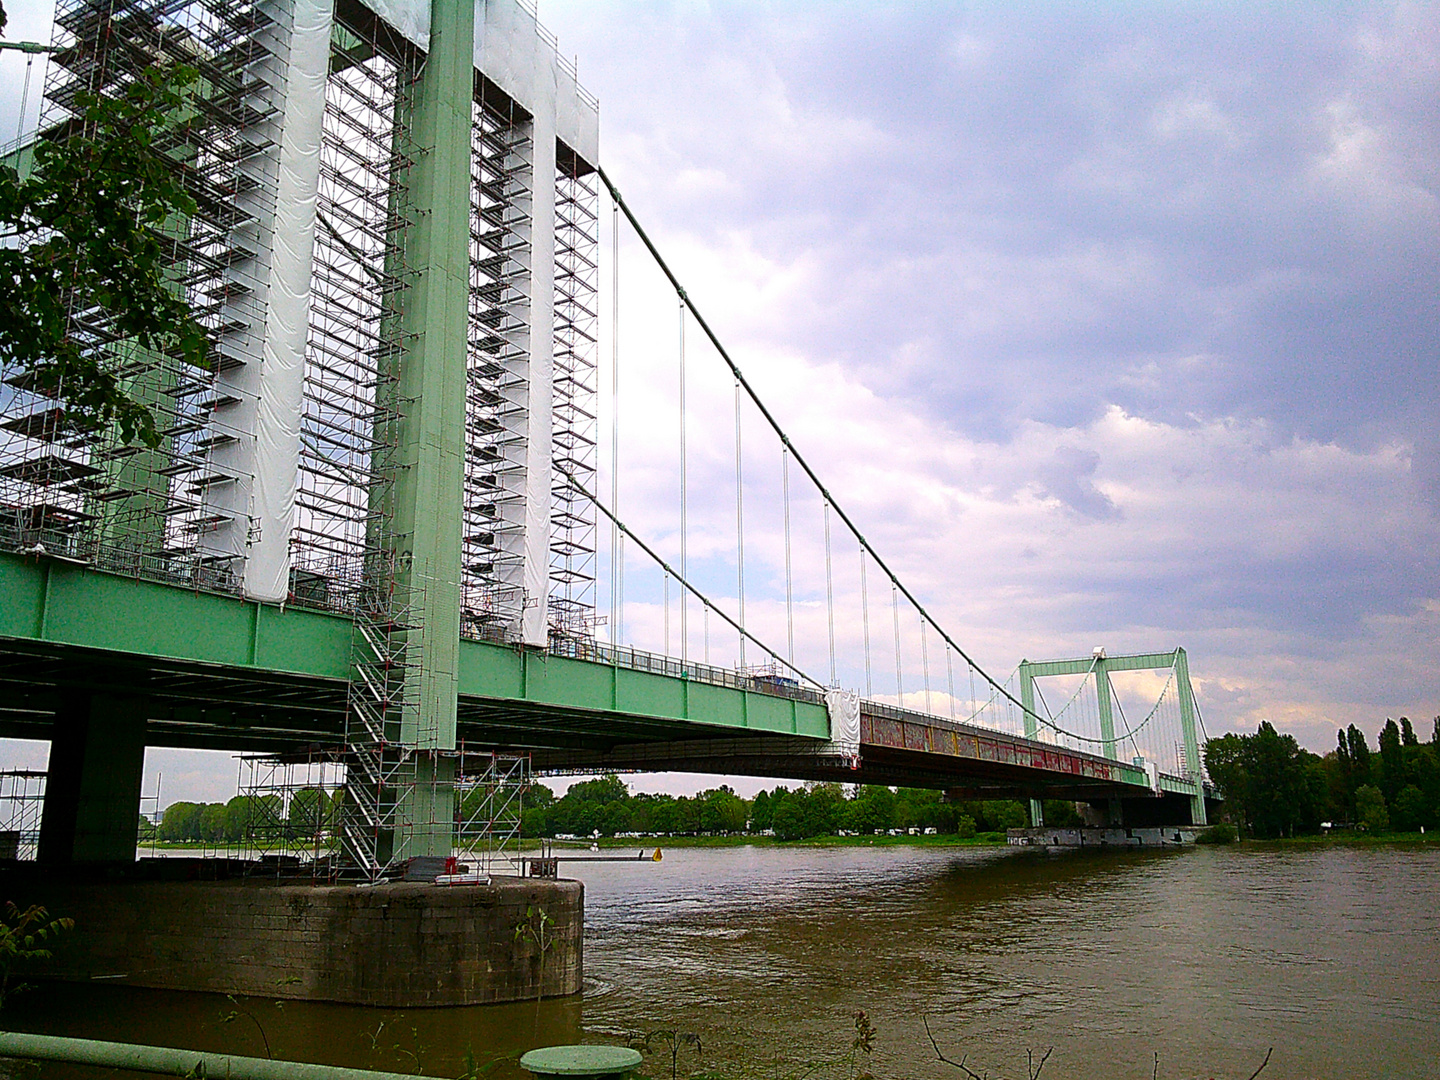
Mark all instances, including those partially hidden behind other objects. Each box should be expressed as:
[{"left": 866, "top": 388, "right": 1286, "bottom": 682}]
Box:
[
  {"left": 1195, "top": 823, "right": 1236, "bottom": 844},
  {"left": 1355, "top": 784, "right": 1390, "bottom": 833}
]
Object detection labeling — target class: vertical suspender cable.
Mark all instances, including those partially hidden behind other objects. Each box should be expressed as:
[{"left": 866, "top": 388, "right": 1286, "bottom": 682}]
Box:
[
  {"left": 610, "top": 196, "right": 622, "bottom": 648},
  {"left": 860, "top": 546, "right": 872, "bottom": 697},
  {"left": 678, "top": 299, "right": 687, "bottom": 663},
  {"left": 663, "top": 571, "right": 670, "bottom": 658},
  {"left": 891, "top": 582, "right": 903, "bottom": 703},
  {"left": 782, "top": 447, "right": 794, "bottom": 668},
  {"left": 946, "top": 645, "right": 956, "bottom": 718},
  {"left": 734, "top": 379, "right": 746, "bottom": 668},
  {"left": 824, "top": 503, "right": 836, "bottom": 686},
  {"left": 920, "top": 614, "right": 931, "bottom": 715}
]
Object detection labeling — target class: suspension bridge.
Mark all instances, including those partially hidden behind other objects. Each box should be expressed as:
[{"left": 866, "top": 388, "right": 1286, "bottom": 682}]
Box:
[{"left": 0, "top": 0, "right": 1214, "bottom": 876}]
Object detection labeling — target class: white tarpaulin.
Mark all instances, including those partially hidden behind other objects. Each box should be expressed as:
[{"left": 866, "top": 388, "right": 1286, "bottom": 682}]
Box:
[
  {"left": 244, "top": 0, "right": 332, "bottom": 602},
  {"left": 361, "top": 0, "right": 599, "bottom": 164},
  {"left": 825, "top": 688, "right": 862, "bottom": 752},
  {"left": 365, "top": 0, "right": 430, "bottom": 49}
]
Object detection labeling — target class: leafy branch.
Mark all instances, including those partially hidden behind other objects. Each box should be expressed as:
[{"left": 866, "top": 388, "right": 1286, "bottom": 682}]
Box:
[
  {"left": 0, "top": 900, "right": 73, "bottom": 1009},
  {"left": 0, "top": 62, "right": 211, "bottom": 447}
]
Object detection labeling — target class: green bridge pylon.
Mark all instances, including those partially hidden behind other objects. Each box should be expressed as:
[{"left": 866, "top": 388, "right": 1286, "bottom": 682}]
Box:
[{"left": 1019, "top": 648, "right": 1207, "bottom": 827}]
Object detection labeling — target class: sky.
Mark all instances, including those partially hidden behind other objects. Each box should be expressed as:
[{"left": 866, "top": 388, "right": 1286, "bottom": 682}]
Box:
[{"left": 0, "top": 1, "right": 1436, "bottom": 804}]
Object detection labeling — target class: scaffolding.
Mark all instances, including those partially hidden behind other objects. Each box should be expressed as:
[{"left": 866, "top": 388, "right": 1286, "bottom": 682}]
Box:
[
  {"left": 291, "top": 12, "right": 418, "bottom": 610},
  {"left": 549, "top": 151, "right": 600, "bottom": 638},
  {"left": 237, "top": 750, "right": 346, "bottom": 874},
  {"left": 0, "top": 771, "right": 47, "bottom": 860},
  {"left": 0, "top": 0, "right": 287, "bottom": 591},
  {"left": 455, "top": 748, "right": 529, "bottom": 875},
  {"left": 2, "top": 0, "right": 597, "bottom": 879},
  {"left": 460, "top": 81, "right": 534, "bottom": 641},
  {"left": 238, "top": 746, "right": 528, "bottom": 878}
]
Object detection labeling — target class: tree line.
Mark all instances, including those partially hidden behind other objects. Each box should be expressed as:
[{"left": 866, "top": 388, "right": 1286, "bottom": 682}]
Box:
[
  {"left": 521, "top": 775, "right": 1085, "bottom": 842},
  {"left": 152, "top": 790, "right": 338, "bottom": 844},
  {"left": 153, "top": 776, "right": 1087, "bottom": 846},
  {"left": 1204, "top": 716, "right": 1440, "bottom": 838}
]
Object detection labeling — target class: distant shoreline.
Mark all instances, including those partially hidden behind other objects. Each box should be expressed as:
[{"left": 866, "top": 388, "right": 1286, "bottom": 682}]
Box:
[{"left": 137, "top": 829, "right": 1438, "bottom": 856}]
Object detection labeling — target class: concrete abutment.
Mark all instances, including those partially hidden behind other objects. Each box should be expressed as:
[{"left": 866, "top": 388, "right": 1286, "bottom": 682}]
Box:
[{"left": 2, "top": 872, "right": 582, "bottom": 1007}]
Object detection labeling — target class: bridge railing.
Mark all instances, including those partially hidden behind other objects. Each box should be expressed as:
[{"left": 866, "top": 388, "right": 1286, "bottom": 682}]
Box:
[{"left": 545, "top": 634, "right": 829, "bottom": 708}]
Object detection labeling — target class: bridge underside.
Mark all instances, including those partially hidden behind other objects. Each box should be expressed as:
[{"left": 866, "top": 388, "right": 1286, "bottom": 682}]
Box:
[
  {"left": 0, "top": 635, "right": 1147, "bottom": 802},
  {"left": 0, "top": 556, "right": 1209, "bottom": 861}
]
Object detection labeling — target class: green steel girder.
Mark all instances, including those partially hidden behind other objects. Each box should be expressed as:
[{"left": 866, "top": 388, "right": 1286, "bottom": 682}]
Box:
[
  {"left": 0, "top": 553, "right": 828, "bottom": 747},
  {"left": 1020, "top": 651, "right": 1181, "bottom": 677}
]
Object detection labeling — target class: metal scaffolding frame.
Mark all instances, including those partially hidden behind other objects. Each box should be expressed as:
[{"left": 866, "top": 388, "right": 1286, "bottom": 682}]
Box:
[
  {"left": 549, "top": 152, "right": 599, "bottom": 638},
  {"left": 0, "top": 0, "right": 287, "bottom": 592},
  {"left": 0, "top": 770, "right": 47, "bottom": 860},
  {"left": 461, "top": 78, "right": 533, "bottom": 641}
]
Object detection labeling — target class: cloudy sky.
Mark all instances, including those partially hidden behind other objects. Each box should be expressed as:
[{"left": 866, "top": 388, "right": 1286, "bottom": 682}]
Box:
[
  {"left": 540, "top": 0, "right": 1440, "bottom": 760},
  {"left": 0, "top": 1, "right": 1436, "bottom": 802}
]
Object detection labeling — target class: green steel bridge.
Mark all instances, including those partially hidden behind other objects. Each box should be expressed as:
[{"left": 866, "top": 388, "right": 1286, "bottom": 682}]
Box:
[{"left": 0, "top": 0, "right": 1214, "bottom": 872}]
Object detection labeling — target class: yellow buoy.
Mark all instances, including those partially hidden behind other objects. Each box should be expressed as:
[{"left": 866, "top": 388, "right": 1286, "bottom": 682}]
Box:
[{"left": 652, "top": 848, "right": 663, "bottom": 861}]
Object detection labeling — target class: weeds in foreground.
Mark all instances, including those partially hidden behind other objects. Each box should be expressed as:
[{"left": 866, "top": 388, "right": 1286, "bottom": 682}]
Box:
[
  {"left": 924, "top": 1015, "right": 1273, "bottom": 1080},
  {"left": 630, "top": 1028, "right": 703, "bottom": 1080},
  {"left": 0, "top": 902, "right": 73, "bottom": 1011}
]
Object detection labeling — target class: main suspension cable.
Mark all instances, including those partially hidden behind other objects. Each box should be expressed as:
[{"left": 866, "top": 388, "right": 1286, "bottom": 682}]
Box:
[
  {"left": 557, "top": 465, "right": 825, "bottom": 690},
  {"left": 598, "top": 167, "right": 1126, "bottom": 742}
]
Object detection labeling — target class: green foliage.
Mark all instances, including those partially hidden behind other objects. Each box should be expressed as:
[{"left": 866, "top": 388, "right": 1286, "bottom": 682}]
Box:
[
  {"left": 1355, "top": 784, "right": 1390, "bottom": 833},
  {"left": 0, "top": 901, "right": 73, "bottom": 1009},
  {"left": 1378, "top": 719, "right": 1405, "bottom": 803},
  {"left": 1391, "top": 785, "right": 1426, "bottom": 833},
  {"left": 526, "top": 773, "right": 1048, "bottom": 842},
  {"left": 1195, "top": 823, "right": 1237, "bottom": 844},
  {"left": 1205, "top": 723, "right": 1326, "bottom": 838},
  {"left": 0, "top": 63, "right": 210, "bottom": 447}
]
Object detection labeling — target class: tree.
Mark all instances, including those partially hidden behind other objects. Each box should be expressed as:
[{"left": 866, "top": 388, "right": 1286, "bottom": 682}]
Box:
[
  {"left": 1391, "top": 785, "right": 1426, "bottom": 833},
  {"left": 1204, "top": 723, "right": 1324, "bottom": 838},
  {"left": 0, "top": 61, "right": 210, "bottom": 446},
  {"left": 1346, "top": 726, "right": 1372, "bottom": 790},
  {"left": 750, "top": 790, "right": 774, "bottom": 831},
  {"left": 845, "top": 786, "right": 896, "bottom": 834},
  {"left": 1355, "top": 784, "right": 1389, "bottom": 833},
  {"left": 1400, "top": 717, "right": 1418, "bottom": 747},
  {"left": 158, "top": 801, "right": 200, "bottom": 842},
  {"left": 1378, "top": 719, "right": 1405, "bottom": 803}
]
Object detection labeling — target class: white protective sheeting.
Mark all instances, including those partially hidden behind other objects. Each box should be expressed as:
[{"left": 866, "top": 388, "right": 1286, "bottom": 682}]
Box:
[
  {"left": 825, "top": 688, "right": 862, "bottom": 750},
  {"left": 361, "top": 0, "right": 599, "bottom": 163},
  {"left": 365, "top": 0, "right": 430, "bottom": 49},
  {"left": 244, "top": 0, "right": 333, "bottom": 602},
  {"left": 474, "top": 0, "right": 599, "bottom": 166}
]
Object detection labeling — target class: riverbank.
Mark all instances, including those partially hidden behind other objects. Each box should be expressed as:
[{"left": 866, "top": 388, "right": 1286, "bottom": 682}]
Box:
[
  {"left": 142, "top": 832, "right": 1013, "bottom": 856},
  {"left": 593, "top": 831, "right": 1010, "bottom": 849},
  {"left": 1235, "top": 830, "right": 1437, "bottom": 847}
]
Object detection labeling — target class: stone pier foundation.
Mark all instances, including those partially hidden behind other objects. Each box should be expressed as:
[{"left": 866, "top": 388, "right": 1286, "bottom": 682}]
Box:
[{"left": 1, "top": 873, "right": 582, "bottom": 1007}]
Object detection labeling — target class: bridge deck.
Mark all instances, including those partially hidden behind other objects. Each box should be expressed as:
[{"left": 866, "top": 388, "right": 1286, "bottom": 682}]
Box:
[{"left": 0, "top": 553, "right": 1193, "bottom": 801}]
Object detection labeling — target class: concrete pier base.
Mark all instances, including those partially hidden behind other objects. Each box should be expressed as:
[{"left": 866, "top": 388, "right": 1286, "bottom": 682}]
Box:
[
  {"left": 1008, "top": 826, "right": 1198, "bottom": 847},
  {"left": 0, "top": 871, "right": 582, "bottom": 1007}
]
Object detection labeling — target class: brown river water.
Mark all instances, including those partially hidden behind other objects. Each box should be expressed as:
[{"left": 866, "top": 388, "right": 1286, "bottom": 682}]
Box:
[{"left": 4, "top": 843, "right": 1437, "bottom": 1079}]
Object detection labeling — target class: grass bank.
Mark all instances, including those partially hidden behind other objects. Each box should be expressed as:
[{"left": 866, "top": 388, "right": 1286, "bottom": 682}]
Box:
[{"left": 590, "top": 832, "right": 1009, "bottom": 850}]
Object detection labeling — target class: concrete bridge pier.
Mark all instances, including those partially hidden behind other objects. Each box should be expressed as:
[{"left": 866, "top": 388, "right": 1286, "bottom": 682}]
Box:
[{"left": 37, "top": 685, "right": 147, "bottom": 864}]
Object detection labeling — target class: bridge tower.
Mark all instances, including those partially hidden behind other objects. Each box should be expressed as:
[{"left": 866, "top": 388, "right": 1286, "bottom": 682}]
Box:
[
  {"left": 1019, "top": 648, "right": 1207, "bottom": 827},
  {"left": 0, "top": 0, "right": 599, "bottom": 873}
]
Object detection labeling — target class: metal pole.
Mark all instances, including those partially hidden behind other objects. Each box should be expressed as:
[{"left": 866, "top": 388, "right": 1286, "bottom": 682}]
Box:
[{"left": 0, "top": 1031, "right": 421, "bottom": 1080}]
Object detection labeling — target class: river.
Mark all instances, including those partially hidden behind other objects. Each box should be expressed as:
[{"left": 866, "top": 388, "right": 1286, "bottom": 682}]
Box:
[{"left": 5, "top": 843, "right": 1438, "bottom": 1079}]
